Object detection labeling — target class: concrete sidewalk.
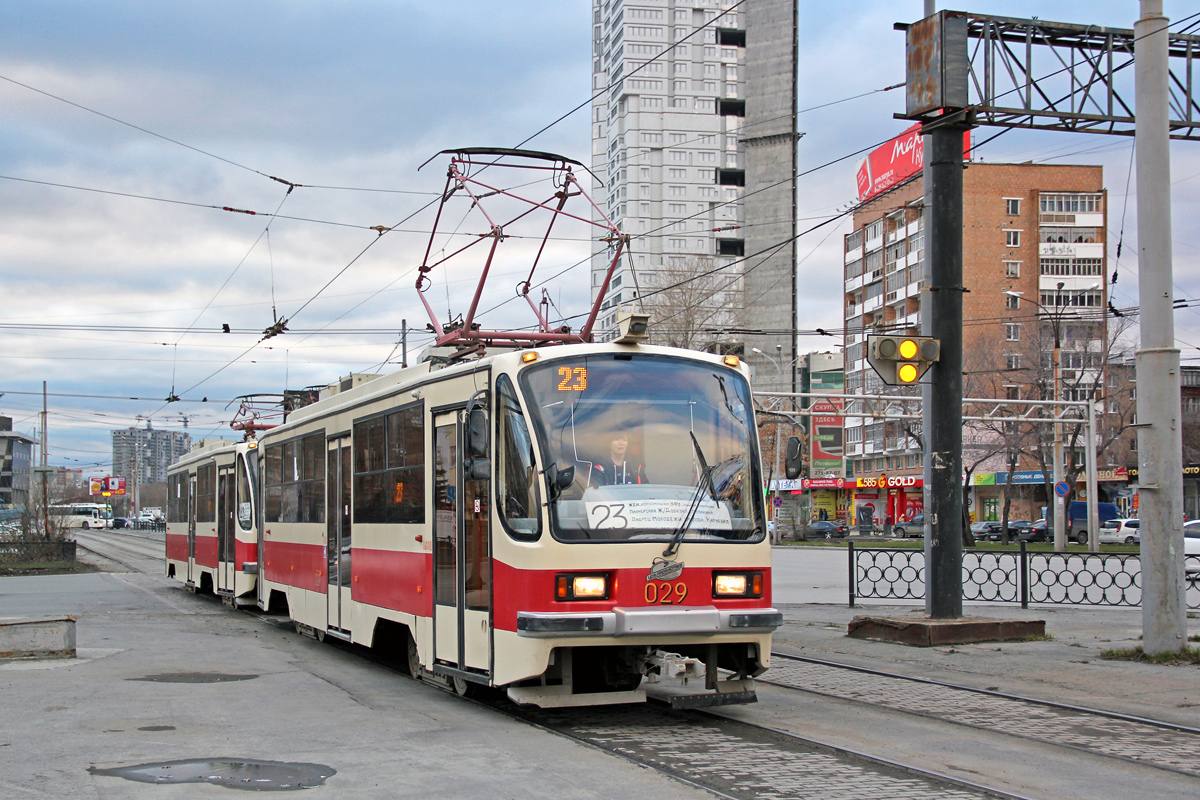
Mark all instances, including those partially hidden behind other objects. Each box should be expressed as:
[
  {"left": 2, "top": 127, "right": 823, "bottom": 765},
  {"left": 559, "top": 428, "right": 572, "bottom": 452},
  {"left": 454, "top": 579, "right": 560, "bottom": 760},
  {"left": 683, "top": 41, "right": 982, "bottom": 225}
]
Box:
[
  {"left": 772, "top": 601, "right": 1200, "bottom": 729},
  {"left": 0, "top": 571, "right": 713, "bottom": 799}
]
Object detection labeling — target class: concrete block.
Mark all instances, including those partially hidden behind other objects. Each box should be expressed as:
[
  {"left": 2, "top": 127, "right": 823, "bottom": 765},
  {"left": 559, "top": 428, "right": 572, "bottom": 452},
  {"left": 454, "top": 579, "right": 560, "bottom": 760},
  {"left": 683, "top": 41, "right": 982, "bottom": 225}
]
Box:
[
  {"left": 847, "top": 614, "right": 1045, "bottom": 647},
  {"left": 0, "top": 615, "right": 77, "bottom": 659}
]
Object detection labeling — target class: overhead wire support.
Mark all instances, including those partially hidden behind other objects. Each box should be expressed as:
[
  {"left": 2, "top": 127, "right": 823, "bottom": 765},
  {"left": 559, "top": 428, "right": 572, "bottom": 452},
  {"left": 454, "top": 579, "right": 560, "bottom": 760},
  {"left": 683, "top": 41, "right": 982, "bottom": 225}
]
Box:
[{"left": 412, "top": 148, "right": 624, "bottom": 356}]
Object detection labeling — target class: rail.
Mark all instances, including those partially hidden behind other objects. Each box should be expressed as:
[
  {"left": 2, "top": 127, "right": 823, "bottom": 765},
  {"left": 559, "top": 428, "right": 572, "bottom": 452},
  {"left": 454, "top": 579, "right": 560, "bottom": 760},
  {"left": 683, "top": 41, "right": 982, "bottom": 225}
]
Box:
[{"left": 849, "top": 542, "right": 1200, "bottom": 610}]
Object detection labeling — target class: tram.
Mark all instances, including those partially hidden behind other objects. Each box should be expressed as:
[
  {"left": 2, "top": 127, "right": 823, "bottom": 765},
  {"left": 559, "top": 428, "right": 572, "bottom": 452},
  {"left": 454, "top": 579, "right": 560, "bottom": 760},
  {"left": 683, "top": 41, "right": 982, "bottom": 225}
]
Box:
[
  {"left": 166, "top": 438, "right": 261, "bottom": 605},
  {"left": 164, "top": 147, "right": 780, "bottom": 707},
  {"left": 166, "top": 340, "right": 781, "bottom": 707}
]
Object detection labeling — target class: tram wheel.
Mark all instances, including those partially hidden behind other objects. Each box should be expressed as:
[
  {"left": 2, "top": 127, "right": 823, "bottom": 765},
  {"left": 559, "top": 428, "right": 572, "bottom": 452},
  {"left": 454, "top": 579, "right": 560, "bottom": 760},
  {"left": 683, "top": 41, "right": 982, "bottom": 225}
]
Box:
[
  {"left": 315, "top": 629, "right": 326, "bottom": 643},
  {"left": 452, "top": 676, "right": 476, "bottom": 698},
  {"left": 406, "top": 633, "right": 424, "bottom": 679}
]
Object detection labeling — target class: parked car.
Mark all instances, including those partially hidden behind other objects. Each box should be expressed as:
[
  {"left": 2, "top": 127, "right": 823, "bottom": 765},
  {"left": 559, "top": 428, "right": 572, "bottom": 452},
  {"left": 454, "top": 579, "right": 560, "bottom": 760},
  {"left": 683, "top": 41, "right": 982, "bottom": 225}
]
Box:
[
  {"left": 969, "top": 521, "right": 993, "bottom": 542},
  {"left": 985, "top": 521, "right": 1032, "bottom": 542},
  {"left": 892, "top": 514, "right": 924, "bottom": 538},
  {"left": 807, "top": 520, "right": 849, "bottom": 539},
  {"left": 112, "top": 517, "right": 131, "bottom": 529},
  {"left": 1020, "top": 519, "right": 1052, "bottom": 542},
  {"left": 1184, "top": 520, "right": 1200, "bottom": 580},
  {"left": 1098, "top": 518, "right": 1140, "bottom": 545}
]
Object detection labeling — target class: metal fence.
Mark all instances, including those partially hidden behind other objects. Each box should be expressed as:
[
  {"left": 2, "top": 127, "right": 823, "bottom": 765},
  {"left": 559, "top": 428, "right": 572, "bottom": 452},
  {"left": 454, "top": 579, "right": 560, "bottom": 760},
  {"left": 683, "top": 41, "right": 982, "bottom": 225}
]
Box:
[
  {"left": 849, "top": 542, "right": 1200, "bottom": 610},
  {"left": 0, "top": 540, "right": 77, "bottom": 566}
]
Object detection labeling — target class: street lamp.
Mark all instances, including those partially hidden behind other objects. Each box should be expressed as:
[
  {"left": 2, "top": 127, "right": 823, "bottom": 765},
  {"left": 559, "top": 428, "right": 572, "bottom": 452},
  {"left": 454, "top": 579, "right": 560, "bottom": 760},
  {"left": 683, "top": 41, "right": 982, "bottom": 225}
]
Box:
[
  {"left": 1003, "top": 282, "right": 1096, "bottom": 552},
  {"left": 753, "top": 346, "right": 806, "bottom": 543}
]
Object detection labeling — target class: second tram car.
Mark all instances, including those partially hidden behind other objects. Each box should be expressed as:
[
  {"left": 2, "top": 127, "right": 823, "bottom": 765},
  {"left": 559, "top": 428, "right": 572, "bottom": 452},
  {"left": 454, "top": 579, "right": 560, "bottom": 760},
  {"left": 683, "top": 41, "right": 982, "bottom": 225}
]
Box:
[{"left": 168, "top": 341, "right": 781, "bottom": 707}]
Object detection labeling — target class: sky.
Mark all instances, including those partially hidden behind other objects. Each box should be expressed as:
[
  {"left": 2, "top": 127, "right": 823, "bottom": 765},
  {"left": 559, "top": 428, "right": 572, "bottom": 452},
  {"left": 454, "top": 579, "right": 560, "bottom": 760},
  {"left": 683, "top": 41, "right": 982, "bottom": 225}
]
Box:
[{"left": 1, "top": 1, "right": 1198, "bottom": 476}]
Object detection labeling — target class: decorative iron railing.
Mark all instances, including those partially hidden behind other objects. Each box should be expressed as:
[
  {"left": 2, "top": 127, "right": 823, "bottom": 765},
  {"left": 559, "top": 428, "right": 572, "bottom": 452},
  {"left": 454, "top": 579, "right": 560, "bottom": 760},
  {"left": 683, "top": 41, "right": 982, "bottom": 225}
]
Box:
[{"left": 849, "top": 543, "right": 1200, "bottom": 610}]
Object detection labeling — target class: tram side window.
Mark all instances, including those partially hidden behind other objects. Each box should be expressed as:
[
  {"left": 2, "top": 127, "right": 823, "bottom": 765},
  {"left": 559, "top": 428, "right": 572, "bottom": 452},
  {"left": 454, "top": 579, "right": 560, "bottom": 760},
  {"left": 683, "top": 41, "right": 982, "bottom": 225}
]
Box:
[
  {"left": 264, "top": 432, "right": 326, "bottom": 523},
  {"left": 353, "top": 404, "right": 425, "bottom": 524},
  {"left": 236, "top": 454, "right": 254, "bottom": 530},
  {"left": 496, "top": 375, "right": 540, "bottom": 539},
  {"left": 167, "top": 474, "right": 185, "bottom": 523},
  {"left": 196, "top": 464, "right": 216, "bottom": 522}
]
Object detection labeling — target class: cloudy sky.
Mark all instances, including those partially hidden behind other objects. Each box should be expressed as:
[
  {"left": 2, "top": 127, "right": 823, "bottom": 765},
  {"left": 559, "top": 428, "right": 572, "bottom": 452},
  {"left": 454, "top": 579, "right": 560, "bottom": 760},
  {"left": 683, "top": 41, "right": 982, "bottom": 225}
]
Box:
[{"left": 1, "top": 1, "right": 1197, "bottom": 474}]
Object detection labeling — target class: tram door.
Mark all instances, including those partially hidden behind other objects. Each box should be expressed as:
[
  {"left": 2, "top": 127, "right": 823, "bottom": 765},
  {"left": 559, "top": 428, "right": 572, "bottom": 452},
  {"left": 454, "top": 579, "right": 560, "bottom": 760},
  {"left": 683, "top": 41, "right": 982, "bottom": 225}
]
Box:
[
  {"left": 326, "top": 438, "right": 352, "bottom": 634},
  {"left": 217, "top": 466, "right": 235, "bottom": 594},
  {"left": 433, "top": 412, "right": 492, "bottom": 680},
  {"left": 186, "top": 473, "right": 197, "bottom": 586}
]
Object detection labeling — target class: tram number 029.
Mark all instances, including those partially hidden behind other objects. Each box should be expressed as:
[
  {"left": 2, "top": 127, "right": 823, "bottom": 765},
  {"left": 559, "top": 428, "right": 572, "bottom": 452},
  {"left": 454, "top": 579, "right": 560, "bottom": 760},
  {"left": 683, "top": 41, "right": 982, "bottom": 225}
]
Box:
[{"left": 645, "top": 580, "right": 688, "bottom": 605}]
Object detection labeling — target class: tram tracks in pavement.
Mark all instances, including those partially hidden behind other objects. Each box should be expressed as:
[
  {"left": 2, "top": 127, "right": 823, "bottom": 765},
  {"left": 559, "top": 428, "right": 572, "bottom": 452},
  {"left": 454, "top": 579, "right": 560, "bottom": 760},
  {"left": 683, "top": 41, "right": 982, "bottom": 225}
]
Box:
[
  {"left": 761, "top": 651, "right": 1200, "bottom": 780},
  {"left": 72, "top": 528, "right": 163, "bottom": 574}
]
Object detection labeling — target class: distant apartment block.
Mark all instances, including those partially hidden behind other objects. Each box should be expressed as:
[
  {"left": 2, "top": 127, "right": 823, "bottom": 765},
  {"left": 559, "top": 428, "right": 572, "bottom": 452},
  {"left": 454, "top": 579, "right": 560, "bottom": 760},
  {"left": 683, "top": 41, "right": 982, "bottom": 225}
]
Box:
[{"left": 112, "top": 425, "right": 191, "bottom": 486}]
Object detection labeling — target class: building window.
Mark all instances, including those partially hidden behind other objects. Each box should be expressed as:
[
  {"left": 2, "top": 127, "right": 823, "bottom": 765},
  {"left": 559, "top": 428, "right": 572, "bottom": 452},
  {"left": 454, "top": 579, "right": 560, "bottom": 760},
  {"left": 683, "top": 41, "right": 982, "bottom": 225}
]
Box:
[
  {"left": 1005, "top": 198, "right": 1020, "bottom": 215},
  {"left": 1006, "top": 354, "right": 1022, "bottom": 371},
  {"left": 1006, "top": 294, "right": 1020, "bottom": 310},
  {"left": 1005, "top": 385, "right": 1021, "bottom": 400},
  {"left": 1005, "top": 229, "right": 1021, "bottom": 247},
  {"left": 1006, "top": 323, "right": 1021, "bottom": 342},
  {"left": 1005, "top": 261, "right": 1020, "bottom": 278}
]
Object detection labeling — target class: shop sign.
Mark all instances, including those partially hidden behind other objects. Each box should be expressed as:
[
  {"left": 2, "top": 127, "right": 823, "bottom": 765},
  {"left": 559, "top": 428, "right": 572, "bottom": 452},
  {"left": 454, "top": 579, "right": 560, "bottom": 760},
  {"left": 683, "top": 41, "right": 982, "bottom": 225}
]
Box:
[
  {"left": 857, "top": 475, "right": 923, "bottom": 489},
  {"left": 995, "top": 470, "right": 1047, "bottom": 485},
  {"left": 1095, "top": 467, "right": 1128, "bottom": 482},
  {"left": 769, "top": 479, "right": 804, "bottom": 491},
  {"left": 972, "top": 472, "right": 996, "bottom": 486},
  {"left": 803, "top": 478, "right": 847, "bottom": 489}
]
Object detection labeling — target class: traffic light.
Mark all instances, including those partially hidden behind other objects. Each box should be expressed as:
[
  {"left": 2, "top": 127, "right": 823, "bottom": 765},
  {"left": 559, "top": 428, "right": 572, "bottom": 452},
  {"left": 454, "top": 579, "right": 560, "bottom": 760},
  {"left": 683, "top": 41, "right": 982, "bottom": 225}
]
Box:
[{"left": 867, "top": 335, "right": 940, "bottom": 385}]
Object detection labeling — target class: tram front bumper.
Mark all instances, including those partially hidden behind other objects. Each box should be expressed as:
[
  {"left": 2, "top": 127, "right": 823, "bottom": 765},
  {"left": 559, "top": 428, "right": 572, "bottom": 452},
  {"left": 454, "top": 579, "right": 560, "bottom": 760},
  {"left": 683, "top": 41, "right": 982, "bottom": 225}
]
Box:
[{"left": 516, "top": 606, "right": 782, "bottom": 638}]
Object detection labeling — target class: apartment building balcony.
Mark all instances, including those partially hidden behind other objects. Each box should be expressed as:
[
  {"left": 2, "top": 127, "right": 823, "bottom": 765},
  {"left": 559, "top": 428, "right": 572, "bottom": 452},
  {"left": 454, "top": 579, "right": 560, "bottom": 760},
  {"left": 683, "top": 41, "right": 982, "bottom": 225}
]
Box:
[{"left": 1039, "top": 242, "right": 1105, "bottom": 259}]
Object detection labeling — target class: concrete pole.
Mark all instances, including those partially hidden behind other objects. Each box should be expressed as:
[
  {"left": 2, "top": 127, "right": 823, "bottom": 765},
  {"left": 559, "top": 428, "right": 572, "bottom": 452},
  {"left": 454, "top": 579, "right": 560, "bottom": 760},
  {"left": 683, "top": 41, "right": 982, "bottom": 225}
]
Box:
[
  {"left": 1135, "top": 0, "right": 1186, "bottom": 655},
  {"left": 1086, "top": 399, "right": 1099, "bottom": 550},
  {"left": 1052, "top": 320, "right": 1067, "bottom": 550}
]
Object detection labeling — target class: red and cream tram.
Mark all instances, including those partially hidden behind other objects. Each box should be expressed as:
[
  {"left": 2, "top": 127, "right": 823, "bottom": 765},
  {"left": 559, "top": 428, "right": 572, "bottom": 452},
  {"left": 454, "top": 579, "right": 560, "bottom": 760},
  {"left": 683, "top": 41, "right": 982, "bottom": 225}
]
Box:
[
  {"left": 167, "top": 341, "right": 781, "bottom": 707},
  {"left": 166, "top": 438, "right": 260, "bottom": 605}
]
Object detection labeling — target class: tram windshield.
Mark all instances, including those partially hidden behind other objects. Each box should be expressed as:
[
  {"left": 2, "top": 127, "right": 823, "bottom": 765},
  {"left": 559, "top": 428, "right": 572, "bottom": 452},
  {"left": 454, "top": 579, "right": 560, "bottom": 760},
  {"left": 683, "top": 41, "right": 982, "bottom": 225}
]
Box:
[{"left": 520, "top": 353, "right": 764, "bottom": 544}]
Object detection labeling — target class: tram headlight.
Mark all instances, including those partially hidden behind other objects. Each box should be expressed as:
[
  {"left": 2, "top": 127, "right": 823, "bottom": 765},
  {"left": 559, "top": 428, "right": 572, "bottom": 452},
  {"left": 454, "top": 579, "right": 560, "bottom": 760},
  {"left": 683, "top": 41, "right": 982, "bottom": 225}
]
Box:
[
  {"left": 713, "top": 571, "right": 763, "bottom": 598},
  {"left": 556, "top": 573, "right": 609, "bottom": 601}
]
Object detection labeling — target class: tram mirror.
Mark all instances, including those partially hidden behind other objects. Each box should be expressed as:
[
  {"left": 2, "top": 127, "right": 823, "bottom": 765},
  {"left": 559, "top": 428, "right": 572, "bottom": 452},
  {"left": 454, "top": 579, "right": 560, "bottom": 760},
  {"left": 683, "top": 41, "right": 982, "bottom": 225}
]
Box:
[
  {"left": 546, "top": 463, "right": 575, "bottom": 500},
  {"left": 467, "top": 457, "right": 490, "bottom": 481},
  {"left": 784, "top": 436, "right": 804, "bottom": 480},
  {"left": 466, "top": 389, "right": 490, "bottom": 459}
]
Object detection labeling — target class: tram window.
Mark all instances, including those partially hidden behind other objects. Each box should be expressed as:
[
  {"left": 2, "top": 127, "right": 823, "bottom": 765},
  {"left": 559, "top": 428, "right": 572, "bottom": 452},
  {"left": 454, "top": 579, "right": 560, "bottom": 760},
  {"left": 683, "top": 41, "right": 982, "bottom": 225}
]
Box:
[
  {"left": 196, "top": 464, "right": 216, "bottom": 522},
  {"left": 496, "top": 375, "right": 540, "bottom": 540},
  {"left": 236, "top": 456, "right": 253, "bottom": 530},
  {"left": 167, "top": 474, "right": 185, "bottom": 523},
  {"left": 353, "top": 403, "right": 425, "bottom": 525},
  {"left": 264, "top": 432, "right": 326, "bottom": 523}
]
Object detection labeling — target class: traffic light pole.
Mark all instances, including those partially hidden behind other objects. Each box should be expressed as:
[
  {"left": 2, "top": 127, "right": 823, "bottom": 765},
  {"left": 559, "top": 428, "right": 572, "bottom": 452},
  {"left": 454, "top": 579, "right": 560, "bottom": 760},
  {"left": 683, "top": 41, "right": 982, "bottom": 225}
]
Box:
[{"left": 922, "top": 120, "right": 967, "bottom": 619}]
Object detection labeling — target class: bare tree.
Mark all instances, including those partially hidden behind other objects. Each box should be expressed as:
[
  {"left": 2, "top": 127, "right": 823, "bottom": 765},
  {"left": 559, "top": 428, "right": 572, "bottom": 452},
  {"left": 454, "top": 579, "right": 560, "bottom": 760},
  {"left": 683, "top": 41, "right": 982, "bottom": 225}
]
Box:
[{"left": 637, "top": 257, "right": 744, "bottom": 353}]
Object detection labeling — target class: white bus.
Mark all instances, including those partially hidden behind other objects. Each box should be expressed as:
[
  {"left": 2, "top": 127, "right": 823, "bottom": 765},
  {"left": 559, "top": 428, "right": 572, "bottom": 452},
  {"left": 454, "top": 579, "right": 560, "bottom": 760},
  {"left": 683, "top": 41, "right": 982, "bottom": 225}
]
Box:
[{"left": 51, "top": 503, "right": 113, "bottom": 529}]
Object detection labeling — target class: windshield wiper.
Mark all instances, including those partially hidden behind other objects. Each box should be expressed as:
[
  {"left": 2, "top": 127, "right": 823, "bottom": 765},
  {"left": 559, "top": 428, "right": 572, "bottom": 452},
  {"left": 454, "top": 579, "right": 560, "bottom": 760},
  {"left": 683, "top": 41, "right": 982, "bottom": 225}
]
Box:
[{"left": 662, "top": 433, "right": 716, "bottom": 558}]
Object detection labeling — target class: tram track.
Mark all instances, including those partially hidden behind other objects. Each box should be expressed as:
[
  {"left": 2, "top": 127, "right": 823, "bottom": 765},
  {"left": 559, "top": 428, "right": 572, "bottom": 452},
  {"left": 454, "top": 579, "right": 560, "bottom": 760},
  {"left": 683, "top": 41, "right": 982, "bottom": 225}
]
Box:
[{"left": 760, "top": 651, "right": 1200, "bottom": 780}]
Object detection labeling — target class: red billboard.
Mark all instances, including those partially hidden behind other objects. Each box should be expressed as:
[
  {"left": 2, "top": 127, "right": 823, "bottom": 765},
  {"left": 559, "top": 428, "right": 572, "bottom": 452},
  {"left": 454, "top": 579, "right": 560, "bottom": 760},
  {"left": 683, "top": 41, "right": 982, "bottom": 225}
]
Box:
[
  {"left": 89, "top": 476, "right": 126, "bottom": 496},
  {"left": 855, "top": 123, "right": 971, "bottom": 204}
]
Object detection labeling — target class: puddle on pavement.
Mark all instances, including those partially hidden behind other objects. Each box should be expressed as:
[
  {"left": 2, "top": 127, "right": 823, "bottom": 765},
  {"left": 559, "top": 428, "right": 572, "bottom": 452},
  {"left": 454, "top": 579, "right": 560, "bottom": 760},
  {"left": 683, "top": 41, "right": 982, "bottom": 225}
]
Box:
[
  {"left": 129, "top": 672, "right": 259, "bottom": 683},
  {"left": 88, "top": 758, "right": 335, "bottom": 791}
]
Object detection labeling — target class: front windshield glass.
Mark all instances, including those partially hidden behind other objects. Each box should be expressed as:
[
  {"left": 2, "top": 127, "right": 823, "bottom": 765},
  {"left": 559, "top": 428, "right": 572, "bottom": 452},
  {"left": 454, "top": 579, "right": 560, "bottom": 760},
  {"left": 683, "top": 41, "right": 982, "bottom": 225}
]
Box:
[{"left": 520, "top": 353, "right": 763, "bottom": 544}]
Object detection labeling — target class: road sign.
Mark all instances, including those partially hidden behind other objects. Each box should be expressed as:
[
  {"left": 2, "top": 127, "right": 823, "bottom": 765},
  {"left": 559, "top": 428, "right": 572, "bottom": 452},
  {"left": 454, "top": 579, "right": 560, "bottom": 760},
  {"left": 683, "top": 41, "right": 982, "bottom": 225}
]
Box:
[
  {"left": 772, "top": 496, "right": 782, "bottom": 508},
  {"left": 1054, "top": 481, "right": 1070, "bottom": 497}
]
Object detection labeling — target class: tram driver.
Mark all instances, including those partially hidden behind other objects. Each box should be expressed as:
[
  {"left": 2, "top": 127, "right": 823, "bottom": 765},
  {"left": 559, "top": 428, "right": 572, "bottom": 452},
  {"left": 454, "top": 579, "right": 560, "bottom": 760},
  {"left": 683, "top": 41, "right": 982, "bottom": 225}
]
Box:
[{"left": 586, "top": 430, "right": 647, "bottom": 488}]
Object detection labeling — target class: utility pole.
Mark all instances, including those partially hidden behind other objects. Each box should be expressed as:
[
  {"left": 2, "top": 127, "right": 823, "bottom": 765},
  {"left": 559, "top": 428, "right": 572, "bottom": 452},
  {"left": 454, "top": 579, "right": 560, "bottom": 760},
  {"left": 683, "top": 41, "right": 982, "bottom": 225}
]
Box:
[
  {"left": 1135, "top": 0, "right": 1186, "bottom": 656},
  {"left": 41, "top": 381, "right": 49, "bottom": 538},
  {"left": 909, "top": 3, "right": 968, "bottom": 618}
]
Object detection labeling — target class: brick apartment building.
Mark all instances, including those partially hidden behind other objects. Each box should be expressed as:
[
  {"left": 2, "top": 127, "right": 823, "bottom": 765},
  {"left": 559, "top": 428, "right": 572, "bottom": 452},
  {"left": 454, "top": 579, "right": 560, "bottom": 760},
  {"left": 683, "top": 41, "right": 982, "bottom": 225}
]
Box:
[{"left": 841, "top": 159, "right": 1110, "bottom": 526}]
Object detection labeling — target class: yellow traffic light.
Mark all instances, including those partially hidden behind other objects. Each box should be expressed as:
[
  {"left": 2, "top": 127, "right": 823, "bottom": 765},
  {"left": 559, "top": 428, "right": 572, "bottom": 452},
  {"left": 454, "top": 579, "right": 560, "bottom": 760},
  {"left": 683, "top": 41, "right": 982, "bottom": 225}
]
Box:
[{"left": 866, "top": 335, "right": 941, "bottom": 385}]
